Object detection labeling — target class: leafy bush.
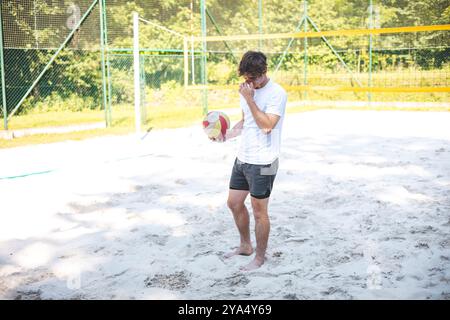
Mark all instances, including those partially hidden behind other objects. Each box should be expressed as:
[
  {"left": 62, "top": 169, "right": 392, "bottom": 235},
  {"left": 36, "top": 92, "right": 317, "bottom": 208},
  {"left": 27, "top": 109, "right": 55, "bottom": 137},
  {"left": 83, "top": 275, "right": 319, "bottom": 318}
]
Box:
[
  {"left": 22, "top": 93, "right": 98, "bottom": 114},
  {"left": 208, "top": 60, "right": 237, "bottom": 84}
]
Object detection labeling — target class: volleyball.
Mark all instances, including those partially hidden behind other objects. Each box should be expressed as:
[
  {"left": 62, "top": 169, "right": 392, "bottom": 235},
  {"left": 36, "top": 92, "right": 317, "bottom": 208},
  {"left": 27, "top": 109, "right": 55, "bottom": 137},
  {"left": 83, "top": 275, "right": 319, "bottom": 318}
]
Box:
[{"left": 202, "top": 111, "right": 230, "bottom": 141}]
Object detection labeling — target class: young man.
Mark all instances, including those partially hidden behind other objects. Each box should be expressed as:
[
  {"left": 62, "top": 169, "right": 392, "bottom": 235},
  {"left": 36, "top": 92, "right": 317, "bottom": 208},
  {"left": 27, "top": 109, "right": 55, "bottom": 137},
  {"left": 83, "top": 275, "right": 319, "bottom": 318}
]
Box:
[{"left": 221, "top": 51, "right": 287, "bottom": 271}]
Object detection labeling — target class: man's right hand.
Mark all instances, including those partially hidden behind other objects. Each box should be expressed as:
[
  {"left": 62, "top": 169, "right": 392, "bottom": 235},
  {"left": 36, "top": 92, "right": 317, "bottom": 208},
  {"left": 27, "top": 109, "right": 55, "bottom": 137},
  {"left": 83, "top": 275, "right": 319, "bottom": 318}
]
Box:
[
  {"left": 208, "top": 120, "right": 243, "bottom": 142},
  {"left": 209, "top": 134, "right": 225, "bottom": 142}
]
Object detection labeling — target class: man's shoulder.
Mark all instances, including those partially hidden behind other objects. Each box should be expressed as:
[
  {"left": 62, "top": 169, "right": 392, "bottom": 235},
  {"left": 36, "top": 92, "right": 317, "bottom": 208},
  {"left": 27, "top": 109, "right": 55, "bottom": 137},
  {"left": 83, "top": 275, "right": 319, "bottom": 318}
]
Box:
[{"left": 269, "top": 80, "right": 287, "bottom": 96}]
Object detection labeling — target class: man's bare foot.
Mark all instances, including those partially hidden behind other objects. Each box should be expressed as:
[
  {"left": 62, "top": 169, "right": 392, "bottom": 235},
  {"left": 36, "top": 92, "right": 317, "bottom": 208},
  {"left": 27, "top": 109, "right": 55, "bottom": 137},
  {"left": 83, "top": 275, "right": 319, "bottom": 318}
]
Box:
[
  {"left": 240, "top": 257, "right": 264, "bottom": 271},
  {"left": 223, "top": 245, "right": 253, "bottom": 259}
]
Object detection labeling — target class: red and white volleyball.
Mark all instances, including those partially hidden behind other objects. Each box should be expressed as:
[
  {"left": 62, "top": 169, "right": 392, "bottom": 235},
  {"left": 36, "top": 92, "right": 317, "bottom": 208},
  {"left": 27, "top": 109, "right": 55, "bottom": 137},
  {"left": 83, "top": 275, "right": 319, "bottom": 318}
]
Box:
[{"left": 202, "top": 111, "right": 230, "bottom": 141}]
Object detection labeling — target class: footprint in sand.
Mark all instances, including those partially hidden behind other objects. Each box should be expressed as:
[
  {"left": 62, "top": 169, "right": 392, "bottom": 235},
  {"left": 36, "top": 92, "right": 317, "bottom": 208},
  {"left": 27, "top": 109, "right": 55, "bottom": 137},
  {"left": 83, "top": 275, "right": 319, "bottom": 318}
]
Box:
[
  {"left": 14, "top": 289, "right": 42, "bottom": 300},
  {"left": 144, "top": 234, "right": 168, "bottom": 246},
  {"left": 144, "top": 271, "right": 191, "bottom": 290},
  {"left": 211, "top": 274, "right": 250, "bottom": 287},
  {"left": 272, "top": 251, "right": 283, "bottom": 258}
]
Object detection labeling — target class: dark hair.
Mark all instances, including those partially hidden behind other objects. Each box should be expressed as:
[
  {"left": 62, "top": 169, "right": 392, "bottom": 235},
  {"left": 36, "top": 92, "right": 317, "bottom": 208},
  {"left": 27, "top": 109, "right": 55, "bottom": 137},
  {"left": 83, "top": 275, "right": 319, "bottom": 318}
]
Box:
[{"left": 238, "top": 51, "right": 267, "bottom": 77}]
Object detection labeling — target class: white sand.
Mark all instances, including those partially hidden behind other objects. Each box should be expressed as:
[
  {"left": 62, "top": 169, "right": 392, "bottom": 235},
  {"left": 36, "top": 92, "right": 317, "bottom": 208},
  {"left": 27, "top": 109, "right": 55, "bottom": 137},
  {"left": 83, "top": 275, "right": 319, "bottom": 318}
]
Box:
[{"left": 0, "top": 109, "right": 449, "bottom": 300}]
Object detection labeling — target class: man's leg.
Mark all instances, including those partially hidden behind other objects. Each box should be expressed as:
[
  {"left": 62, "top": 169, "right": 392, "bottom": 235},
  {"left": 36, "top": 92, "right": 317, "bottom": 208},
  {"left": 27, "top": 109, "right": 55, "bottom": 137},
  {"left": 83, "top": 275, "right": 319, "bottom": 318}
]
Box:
[
  {"left": 224, "top": 189, "right": 253, "bottom": 258},
  {"left": 240, "top": 196, "right": 270, "bottom": 271}
]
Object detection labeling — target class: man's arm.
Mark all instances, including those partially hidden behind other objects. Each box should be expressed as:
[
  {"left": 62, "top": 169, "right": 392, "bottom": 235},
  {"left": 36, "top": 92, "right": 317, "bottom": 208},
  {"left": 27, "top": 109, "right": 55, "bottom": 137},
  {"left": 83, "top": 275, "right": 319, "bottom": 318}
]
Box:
[
  {"left": 224, "top": 111, "right": 244, "bottom": 140},
  {"left": 245, "top": 99, "right": 280, "bottom": 134},
  {"left": 239, "top": 83, "right": 280, "bottom": 134}
]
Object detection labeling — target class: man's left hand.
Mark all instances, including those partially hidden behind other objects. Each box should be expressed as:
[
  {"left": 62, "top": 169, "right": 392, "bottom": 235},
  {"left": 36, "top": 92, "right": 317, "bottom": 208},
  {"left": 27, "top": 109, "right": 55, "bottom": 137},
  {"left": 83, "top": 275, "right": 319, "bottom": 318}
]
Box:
[{"left": 239, "top": 82, "right": 255, "bottom": 101}]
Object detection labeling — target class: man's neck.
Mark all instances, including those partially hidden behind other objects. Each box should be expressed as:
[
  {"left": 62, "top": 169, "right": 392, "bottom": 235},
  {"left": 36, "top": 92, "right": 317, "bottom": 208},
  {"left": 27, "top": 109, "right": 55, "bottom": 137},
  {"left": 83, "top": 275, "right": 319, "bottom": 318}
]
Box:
[{"left": 256, "top": 75, "right": 270, "bottom": 89}]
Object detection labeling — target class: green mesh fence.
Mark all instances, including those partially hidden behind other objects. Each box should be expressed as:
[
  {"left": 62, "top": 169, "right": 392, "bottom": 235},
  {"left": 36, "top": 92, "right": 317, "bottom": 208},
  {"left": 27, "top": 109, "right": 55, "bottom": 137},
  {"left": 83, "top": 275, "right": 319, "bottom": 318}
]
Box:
[
  {"left": 103, "top": 0, "right": 200, "bottom": 129},
  {"left": 140, "top": 53, "right": 203, "bottom": 127},
  {"left": 1, "top": 0, "right": 104, "bottom": 130},
  {"left": 107, "top": 51, "right": 204, "bottom": 129},
  {"left": 1, "top": 1, "right": 449, "bottom": 134},
  {"left": 200, "top": 0, "right": 450, "bottom": 109}
]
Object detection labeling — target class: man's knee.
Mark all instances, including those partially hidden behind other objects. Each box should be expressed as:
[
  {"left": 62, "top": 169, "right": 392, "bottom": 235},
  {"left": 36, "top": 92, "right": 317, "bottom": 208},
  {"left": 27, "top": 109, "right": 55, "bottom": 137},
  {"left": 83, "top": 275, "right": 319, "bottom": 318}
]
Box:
[
  {"left": 251, "top": 198, "right": 269, "bottom": 220},
  {"left": 227, "top": 198, "right": 245, "bottom": 212}
]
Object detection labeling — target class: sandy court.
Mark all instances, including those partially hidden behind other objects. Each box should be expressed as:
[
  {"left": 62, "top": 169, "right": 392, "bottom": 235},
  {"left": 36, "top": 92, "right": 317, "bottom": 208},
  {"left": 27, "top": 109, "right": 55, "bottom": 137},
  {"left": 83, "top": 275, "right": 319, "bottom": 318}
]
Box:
[{"left": 0, "top": 109, "right": 449, "bottom": 299}]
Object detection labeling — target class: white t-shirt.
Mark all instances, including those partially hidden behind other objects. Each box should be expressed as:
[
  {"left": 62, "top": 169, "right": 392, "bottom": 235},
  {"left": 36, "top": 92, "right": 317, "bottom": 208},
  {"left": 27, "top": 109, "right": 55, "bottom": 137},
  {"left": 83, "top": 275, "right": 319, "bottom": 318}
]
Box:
[{"left": 237, "top": 79, "right": 287, "bottom": 165}]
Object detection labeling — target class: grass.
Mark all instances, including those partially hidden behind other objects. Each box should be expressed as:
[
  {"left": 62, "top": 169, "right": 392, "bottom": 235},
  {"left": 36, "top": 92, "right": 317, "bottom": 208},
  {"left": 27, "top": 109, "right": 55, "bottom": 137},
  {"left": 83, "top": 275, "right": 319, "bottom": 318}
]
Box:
[
  {"left": 0, "top": 104, "right": 233, "bottom": 149},
  {"left": 287, "top": 104, "right": 450, "bottom": 114},
  {"left": 0, "top": 126, "right": 130, "bottom": 149},
  {"left": 4, "top": 110, "right": 105, "bottom": 130}
]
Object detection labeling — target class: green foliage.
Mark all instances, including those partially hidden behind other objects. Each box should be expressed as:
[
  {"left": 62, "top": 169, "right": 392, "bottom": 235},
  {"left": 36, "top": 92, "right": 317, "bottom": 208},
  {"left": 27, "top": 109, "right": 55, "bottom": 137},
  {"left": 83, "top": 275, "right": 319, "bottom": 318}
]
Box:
[
  {"left": 110, "top": 68, "right": 134, "bottom": 104},
  {"left": 22, "top": 92, "right": 98, "bottom": 114},
  {"left": 207, "top": 60, "right": 237, "bottom": 84},
  {"left": 1, "top": 0, "right": 449, "bottom": 121},
  {"left": 145, "top": 80, "right": 201, "bottom": 108}
]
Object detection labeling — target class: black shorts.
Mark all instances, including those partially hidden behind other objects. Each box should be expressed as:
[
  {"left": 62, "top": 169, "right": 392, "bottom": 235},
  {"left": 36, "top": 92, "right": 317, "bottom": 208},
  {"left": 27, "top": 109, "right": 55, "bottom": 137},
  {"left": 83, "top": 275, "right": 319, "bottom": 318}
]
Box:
[{"left": 229, "top": 157, "right": 279, "bottom": 199}]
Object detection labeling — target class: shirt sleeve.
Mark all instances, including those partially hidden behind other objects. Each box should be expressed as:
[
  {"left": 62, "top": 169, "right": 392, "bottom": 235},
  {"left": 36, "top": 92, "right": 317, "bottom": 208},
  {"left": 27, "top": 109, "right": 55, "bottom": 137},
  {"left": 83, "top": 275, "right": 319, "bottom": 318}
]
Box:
[{"left": 265, "top": 91, "right": 287, "bottom": 117}]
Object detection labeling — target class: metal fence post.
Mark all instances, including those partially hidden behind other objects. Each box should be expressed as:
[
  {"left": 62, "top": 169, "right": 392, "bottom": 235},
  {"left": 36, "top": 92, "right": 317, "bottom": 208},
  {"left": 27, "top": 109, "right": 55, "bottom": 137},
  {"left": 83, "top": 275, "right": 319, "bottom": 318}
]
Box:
[
  {"left": 369, "top": 0, "right": 373, "bottom": 107},
  {"left": 99, "top": 0, "right": 109, "bottom": 127},
  {"left": 102, "top": 0, "right": 112, "bottom": 126},
  {"left": 303, "top": 0, "right": 308, "bottom": 101},
  {"left": 133, "top": 12, "right": 141, "bottom": 134},
  {"left": 184, "top": 37, "right": 189, "bottom": 89},
  {"left": 200, "top": 0, "right": 208, "bottom": 115},
  {"left": 0, "top": 3, "right": 7, "bottom": 130}
]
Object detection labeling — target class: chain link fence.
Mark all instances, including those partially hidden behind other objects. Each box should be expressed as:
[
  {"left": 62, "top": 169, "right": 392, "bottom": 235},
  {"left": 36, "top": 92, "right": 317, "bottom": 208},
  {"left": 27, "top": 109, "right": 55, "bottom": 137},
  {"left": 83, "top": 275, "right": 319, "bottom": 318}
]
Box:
[
  {"left": 1, "top": 0, "right": 449, "bottom": 134},
  {"left": 1, "top": 0, "right": 105, "bottom": 131},
  {"left": 200, "top": 1, "right": 450, "bottom": 109}
]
